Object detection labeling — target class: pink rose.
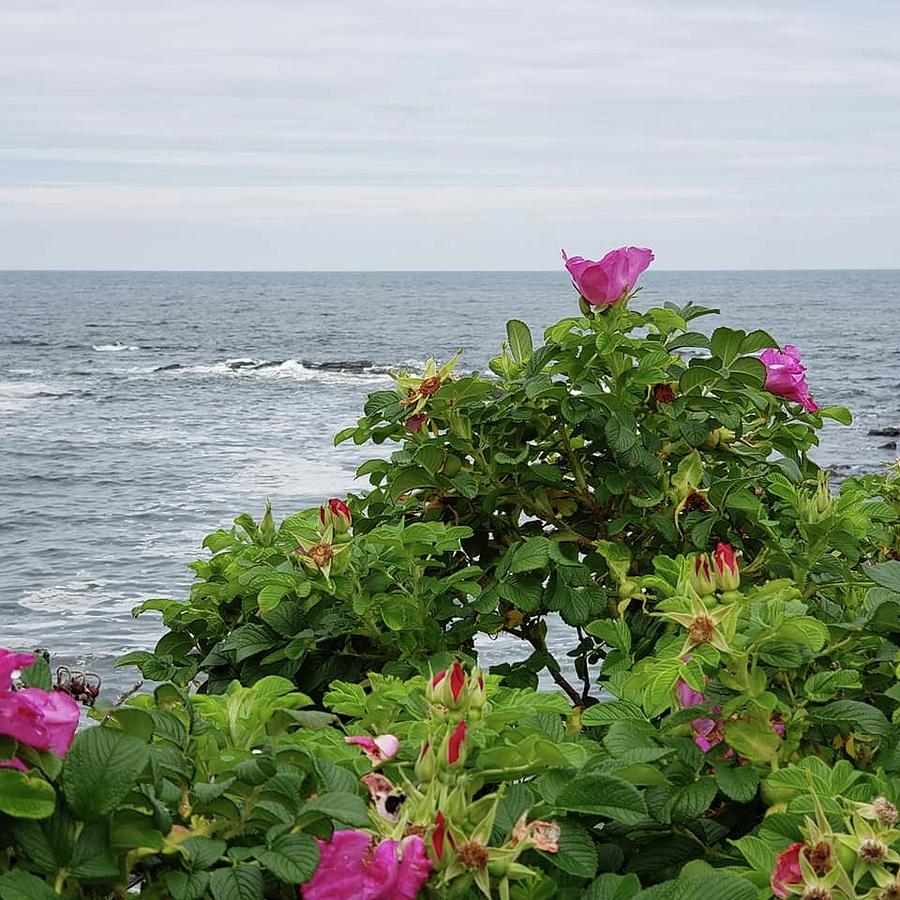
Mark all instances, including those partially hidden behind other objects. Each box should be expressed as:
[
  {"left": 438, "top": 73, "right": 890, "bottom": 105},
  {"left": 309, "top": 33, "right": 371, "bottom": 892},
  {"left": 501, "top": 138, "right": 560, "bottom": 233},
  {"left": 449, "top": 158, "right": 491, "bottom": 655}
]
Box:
[
  {"left": 759, "top": 345, "right": 818, "bottom": 413},
  {"left": 0, "top": 688, "right": 80, "bottom": 756},
  {"left": 675, "top": 678, "right": 706, "bottom": 709},
  {"left": 300, "top": 830, "right": 431, "bottom": 900},
  {"left": 770, "top": 843, "right": 804, "bottom": 898},
  {"left": 562, "top": 246, "right": 654, "bottom": 306},
  {"left": 0, "top": 649, "right": 36, "bottom": 692},
  {"left": 345, "top": 734, "right": 399, "bottom": 766}
]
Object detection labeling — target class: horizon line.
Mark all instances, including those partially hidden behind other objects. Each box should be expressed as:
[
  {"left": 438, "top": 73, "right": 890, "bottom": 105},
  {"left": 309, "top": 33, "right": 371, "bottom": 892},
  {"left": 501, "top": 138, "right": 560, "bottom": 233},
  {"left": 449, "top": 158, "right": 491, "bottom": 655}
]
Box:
[{"left": 1, "top": 266, "right": 899, "bottom": 274}]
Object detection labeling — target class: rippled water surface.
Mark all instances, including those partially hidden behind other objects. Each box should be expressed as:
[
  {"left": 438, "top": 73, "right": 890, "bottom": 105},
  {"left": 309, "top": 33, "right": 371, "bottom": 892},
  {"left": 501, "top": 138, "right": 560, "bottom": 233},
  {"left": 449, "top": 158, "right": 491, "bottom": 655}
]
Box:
[{"left": 2, "top": 270, "right": 899, "bottom": 693}]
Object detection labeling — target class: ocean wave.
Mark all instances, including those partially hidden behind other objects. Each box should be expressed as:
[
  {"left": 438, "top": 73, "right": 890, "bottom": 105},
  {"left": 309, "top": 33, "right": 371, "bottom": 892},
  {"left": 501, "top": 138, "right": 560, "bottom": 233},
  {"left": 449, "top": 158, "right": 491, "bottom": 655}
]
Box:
[
  {"left": 142, "top": 357, "right": 425, "bottom": 383},
  {"left": 92, "top": 342, "right": 140, "bottom": 352}
]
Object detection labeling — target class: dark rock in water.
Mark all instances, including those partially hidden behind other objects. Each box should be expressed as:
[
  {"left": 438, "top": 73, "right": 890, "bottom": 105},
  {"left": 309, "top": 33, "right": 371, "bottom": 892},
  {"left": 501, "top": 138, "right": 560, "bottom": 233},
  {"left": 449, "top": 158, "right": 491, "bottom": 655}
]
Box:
[
  {"left": 869, "top": 427, "right": 900, "bottom": 436},
  {"left": 305, "top": 360, "right": 375, "bottom": 373},
  {"left": 880, "top": 441, "right": 898, "bottom": 450},
  {"left": 154, "top": 363, "right": 183, "bottom": 372}
]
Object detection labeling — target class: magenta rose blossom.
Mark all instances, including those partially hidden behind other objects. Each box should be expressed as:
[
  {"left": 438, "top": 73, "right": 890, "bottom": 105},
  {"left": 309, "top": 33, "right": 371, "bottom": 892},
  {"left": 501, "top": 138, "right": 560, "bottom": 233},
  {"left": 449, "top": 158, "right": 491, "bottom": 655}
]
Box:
[
  {"left": 301, "top": 830, "right": 431, "bottom": 900},
  {"left": 0, "top": 647, "right": 80, "bottom": 758},
  {"left": 770, "top": 843, "right": 804, "bottom": 898},
  {"left": 0, "top": 649, "right": 37, "bottom": 691},
  {"left": 344, "top": 733, "right": 399, "bottom": 766},
  {"left": 675, "top": 678, "right": 706, "bottom": 709},
  {"left": 562, "top": 246, "right": 654, "bottom": 306},
  {"left": 759, "top": 345, "right": 818, "bottom": 413}
]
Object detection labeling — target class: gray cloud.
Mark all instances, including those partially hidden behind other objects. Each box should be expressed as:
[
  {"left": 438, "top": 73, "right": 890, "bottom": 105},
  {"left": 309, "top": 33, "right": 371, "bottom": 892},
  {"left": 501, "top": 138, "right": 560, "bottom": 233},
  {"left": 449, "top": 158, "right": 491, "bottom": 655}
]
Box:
[{"left": 0, "top": 0, "right": 898, "bottom": 268}]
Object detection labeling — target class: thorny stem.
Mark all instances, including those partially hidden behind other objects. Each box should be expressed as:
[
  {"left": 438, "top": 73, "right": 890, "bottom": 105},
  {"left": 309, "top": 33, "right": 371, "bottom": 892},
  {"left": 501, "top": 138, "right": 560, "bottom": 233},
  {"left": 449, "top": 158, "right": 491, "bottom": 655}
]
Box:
[{"left": 516, "top": 625, "right": 586, "bottom": 707}]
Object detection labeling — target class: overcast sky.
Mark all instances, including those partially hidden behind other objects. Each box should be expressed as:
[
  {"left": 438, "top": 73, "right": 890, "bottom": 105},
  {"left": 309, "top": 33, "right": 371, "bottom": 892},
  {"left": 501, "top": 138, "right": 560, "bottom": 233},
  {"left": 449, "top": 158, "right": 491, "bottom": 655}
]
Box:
[{"left": 1, "top": 1, "right": 898, "bottom": 270}]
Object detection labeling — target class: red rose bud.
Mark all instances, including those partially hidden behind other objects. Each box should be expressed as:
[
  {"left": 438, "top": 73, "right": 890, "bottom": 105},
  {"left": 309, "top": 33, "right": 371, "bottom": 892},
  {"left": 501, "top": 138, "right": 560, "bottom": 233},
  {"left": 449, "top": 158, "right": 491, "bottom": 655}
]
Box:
[
  {"left": 447, "top": 720, "right": 467, "bottom": 767},
  {"left": 713, "top": 542, "right": 740, "bottom": 591},
  {"left": 430, "top": 660, "right": 468, "bottom": 709},
  {"left": 449, "top": 660, "right": 466, "bottom": 705},
  {"left": 431, "top": 812, "right": 447, "bottom": 861},
  {"left": 320, "top": 497, "right": 352, "bottom": 534},
  {"left": 691, "top": 554, "right": 717, "bottom": 596}
]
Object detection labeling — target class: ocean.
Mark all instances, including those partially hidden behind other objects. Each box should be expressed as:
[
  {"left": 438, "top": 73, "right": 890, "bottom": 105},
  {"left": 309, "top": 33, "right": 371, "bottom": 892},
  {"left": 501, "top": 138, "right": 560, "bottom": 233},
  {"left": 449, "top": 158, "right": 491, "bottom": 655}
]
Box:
[{"left": 1, "top": 269, "right": 899, "bottom": 696}]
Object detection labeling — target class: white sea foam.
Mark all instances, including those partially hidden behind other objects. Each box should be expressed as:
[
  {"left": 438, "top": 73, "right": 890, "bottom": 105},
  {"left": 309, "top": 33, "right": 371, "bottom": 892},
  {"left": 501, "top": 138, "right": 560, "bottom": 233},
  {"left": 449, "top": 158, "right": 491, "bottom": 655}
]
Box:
[
  {"left": 92, "top": 341, "right": 140, "bottom": 352},
  {"left": 149, "top": 357, "right": 399, "bottom": 384},
  {"left": 17, "top": 575, "right": 115, "bottom": 615}
]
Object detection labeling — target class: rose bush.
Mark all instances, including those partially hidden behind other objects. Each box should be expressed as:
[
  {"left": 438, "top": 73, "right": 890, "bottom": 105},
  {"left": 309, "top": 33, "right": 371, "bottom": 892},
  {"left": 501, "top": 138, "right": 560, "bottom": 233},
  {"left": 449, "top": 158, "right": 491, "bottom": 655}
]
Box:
[{"left": 6, "top": 245, "right": 900, "bottom": 897}]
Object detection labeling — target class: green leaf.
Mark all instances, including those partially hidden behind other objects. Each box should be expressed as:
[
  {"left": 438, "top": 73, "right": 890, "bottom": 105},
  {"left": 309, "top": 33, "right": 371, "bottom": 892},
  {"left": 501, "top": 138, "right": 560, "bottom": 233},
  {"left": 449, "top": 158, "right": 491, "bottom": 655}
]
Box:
[
  {"left": 866, "top": 560, "right": 900, "bottom": 593},
  {"left": 586, "top": 872, "right": 642, "bottom": 900},
  {"left": 256, "top": 833, "right": 320, "bottom": 884},
  {"left": 542, "top": 820, "right": 598, "bottom": 879},
  {"left": 0, "top": 769, "right": 57, "bottom": 819},
  {"left": 661, "top": 778, "right": 717, "bottom": 823},
  {"left": 710, "top": 327, "right": 745, "bottom": 366},
  {"left": 300, "top": 791, "right": 370, "bottom": 827},
  {"left": 818, "top": 405, "right": 852, "bottom": 426},
  {"left": 739, "top": 329, "right": 778, "bottom": 354},
  {"left": 556, "top": 774, "right": 647, "bottom": 823},
  {"left": 450, "top": 473, "right": 479, "bottom": 499},
  {"left": 184, "top": 837, "right": 228, "bottom": 871},
  {"left": 671, "top": 871, "right": 757, "bottom": 900},
  {"left": 715, "top": 764, "right": 759, "bottom": 803},
  {"left": 68, "top": 819, "right": 120, "bottom": 879},
  {"left": 605, "top": 412, "right": 638, "bottom": 455},
  {"left": 209, "top": 865, "right": 264, "bottom": 900},
  {"left": 11, "top": 809, "right": 75, "bottom": 872},
  {"left": 803, "top": 670, "right": 862, "bottom": 702},
  {"left": 62, "top": 727, "right": 150, "bottom": 820},
  {"left": 162, "top": 871, "right": 211, "bottom": 900},
  {"left": 415, "top": 444, "right": 445, "bottom": 474},
  {"left": 508, "top": 536, "right": 551, "bottom": 574},
  {"left": 679, "top": 364, "right": 721, "bottom": 394},
  {"left": 814, "top": 700, "right": 891, "bottom": 737},
  {"left": 731, "top": 834, "right": 776, "bottom": 874},
  {"left": 723, "top": 720, "right": 781, "bottom": 764},
  {"left": 18, "top": 654, "right": 52, "bottom": 691},
  {"left": 0, "top": 871, "right": 59, "bottom": 900},
  {"left": 507, "top": 319, "right": 534, "bottom": 363},
  {"left": 581, "top": 700, "right": 648, "bottom": 726}
]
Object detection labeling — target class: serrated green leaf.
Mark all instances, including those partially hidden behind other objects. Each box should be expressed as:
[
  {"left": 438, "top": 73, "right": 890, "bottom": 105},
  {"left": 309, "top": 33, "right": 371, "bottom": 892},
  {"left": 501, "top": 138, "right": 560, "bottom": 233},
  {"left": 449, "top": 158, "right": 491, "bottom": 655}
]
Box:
[
  {"left": 256, "top": 832, "right": 320, "bottom": 884},
  {"left": 507, "top": 319, "right": 534, "bottom": 363},
  {"left": 209, "top": 864, "right": 264, "bottom": 900},
  {"left": 62, "top": 727, "right": 150, "bottom": 820},
  {"left": 0, "top": 769, "right": 57, "bottom": 819},
  {"left": 556, "top": 774, "right": 647, "bottom": 823},
  {"left": 0, "top": 871, "right": 59, "bottom": 900}
]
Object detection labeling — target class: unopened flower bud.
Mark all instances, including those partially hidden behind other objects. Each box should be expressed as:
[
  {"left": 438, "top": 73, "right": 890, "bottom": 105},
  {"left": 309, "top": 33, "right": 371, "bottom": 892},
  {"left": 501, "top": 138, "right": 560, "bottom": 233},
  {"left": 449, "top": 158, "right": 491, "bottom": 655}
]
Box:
[
  {"left": 431, "top": 660, "right": 467, "bottom": 710},
  {"left": 319, "top": 498, "right": 352, "bottom": 534},
  {"left": 443, "top": 720, "right": 468, "bottom": 769},
  {"left": 467, "top": 667, "right": 486, "bottom": 710},
  {"left": 713, "top": 542, "right": 740, "bottom": 591},
  {"left": 430, "top": 811, "right": 449, "bottom": 863},
  {"left": 691, "top": 554, "right": 717, "bottom": 595},
  {"left": 415, "top": 740, "right": 436, "bottom": 783}
]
